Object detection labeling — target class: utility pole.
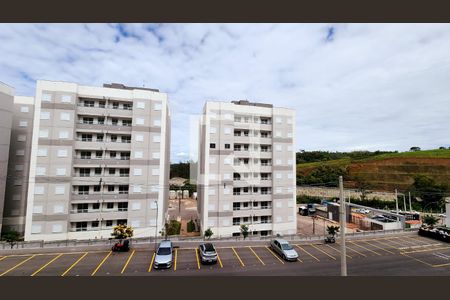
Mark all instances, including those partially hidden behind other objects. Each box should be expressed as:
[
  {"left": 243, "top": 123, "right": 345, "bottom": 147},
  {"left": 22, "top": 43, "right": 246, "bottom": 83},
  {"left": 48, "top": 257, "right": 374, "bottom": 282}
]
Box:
[
  {"left": 403, "top": 194, "right": 407, "bottom": 212},
  {"left": 154, "top": 200, "right": 159, "bottom": 252},
  {"left": 339, "top": 176, "right": 347, "bottom": 276},
  {"left": 409, "top": 192, "right": 412, "bottom": 212},
  {"left": 395, "top": 189, "right": 399, "bottom": 221}
]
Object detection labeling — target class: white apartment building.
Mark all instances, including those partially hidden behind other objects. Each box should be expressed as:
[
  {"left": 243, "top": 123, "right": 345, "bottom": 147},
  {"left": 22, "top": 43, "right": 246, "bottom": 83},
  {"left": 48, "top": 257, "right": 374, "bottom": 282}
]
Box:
[
  {"left": 0, "top": 82, "right": 15, "bottom": 234},
  {"left": 198, "top": 100, "right": 297, "bottom": 238},
  {"left": 24, "top": 81, "right": 170, "bottom": 241},
  {"left": 2, "top": 96, "right": 35, "bottom": 235}
]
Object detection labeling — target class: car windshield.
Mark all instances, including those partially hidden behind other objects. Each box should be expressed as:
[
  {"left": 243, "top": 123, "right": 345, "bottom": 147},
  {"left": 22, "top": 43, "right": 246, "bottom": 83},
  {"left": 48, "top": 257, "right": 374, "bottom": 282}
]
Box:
[
  {"left": 204, "top": 244, "right": 216, "bottom": 252},
  {"left": 157, "top": 247, "right": 171, "bottom": 255},
  {"left": 281, "top": 243, "right": 293, "bottom": 250}
]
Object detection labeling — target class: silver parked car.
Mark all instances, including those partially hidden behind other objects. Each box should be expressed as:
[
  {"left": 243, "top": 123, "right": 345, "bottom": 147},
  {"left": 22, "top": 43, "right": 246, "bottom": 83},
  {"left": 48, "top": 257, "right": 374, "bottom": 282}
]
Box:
[
  {"left": 198, "top": 243, "right": 218, "bottom": 264},
  {"left": 154, "top": 240, "right": 173, "bottom": 269},
  {"left": 270, "top": 239, "right": 299, "bottom": 261}
]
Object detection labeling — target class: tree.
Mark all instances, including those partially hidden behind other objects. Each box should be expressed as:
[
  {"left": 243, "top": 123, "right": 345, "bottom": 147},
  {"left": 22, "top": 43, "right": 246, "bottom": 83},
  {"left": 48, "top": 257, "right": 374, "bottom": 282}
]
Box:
[
  {"left": 439, "top": 146, "right": 446, "bottom": 150},
  {"left": 1, "top": 230, "right": 21, "bottom": 249},
  {"left": 412, "top": 175, "right": 448, "bottom": 211},
  {"left": 111, "top": 224, "right": 134, "bottom": 241},
  {"left": 240, "top": 225, "right": 249, "bottom": 240},
  {"left": 204, "top": 228, "right": 213, "bottom": 240},
  {"left": 326, "top": 225, "right": 340, "bottom": 238},
  {"left": 164, "top": 220, "right": 181, "bottom": 236},
  {"left": 422, "top": 215, "right": 439, "bottom": 227},
  {"left": 410, "top": 147, "right": 421, "bottom": 152}
]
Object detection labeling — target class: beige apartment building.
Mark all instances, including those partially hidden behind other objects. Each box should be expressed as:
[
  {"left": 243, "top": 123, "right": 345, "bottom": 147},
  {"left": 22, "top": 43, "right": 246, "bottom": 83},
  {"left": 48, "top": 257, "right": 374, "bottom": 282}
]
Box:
[
  {"left": 2, "top": 96, "right": 35, "bottom": 235},
  {"left": 198, "top": 100, "right": 297, "bottom": 238},
  {"left": 0, "top": 82, "right": 15, "bottom": 234},
  {"left": 24, "top": 80, "right": 170, "bottom": 241}
]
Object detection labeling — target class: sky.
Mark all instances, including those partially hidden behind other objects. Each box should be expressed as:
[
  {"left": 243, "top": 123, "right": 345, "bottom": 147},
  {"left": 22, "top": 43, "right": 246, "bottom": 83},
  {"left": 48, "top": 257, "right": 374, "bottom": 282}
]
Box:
[{"left": 1, "top": 23, "right": 450, "bottom": 162}]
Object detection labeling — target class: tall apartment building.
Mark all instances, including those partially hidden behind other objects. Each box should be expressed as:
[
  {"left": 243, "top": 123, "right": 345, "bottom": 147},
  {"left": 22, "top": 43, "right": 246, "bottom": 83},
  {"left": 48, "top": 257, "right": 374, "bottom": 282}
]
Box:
[
  {"left": 198, "top": 100, "right": 296, "bottom": 238},
  {"left": 24, "top": 80, "right": 170, "bottom": 241},
  {"left": 2, "top": 96, "right": 35, "bottom": 235},
  {"left": 0, "top": 82, "right": 15, "bottom": 233}
]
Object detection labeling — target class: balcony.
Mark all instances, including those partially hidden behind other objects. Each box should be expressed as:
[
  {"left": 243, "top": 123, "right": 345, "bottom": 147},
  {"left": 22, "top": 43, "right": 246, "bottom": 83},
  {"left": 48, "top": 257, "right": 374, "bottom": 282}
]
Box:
[
  {"left": 71, "top": 192, "right": 130, "bottom": 201},
  {"left": 72, "top": 176, "right": 130, "bottom": 186},
  {"left": 106, "top": 107, "right": 133, "bottom": 118},
  {"left": 76, "top": 122, "right": 132, "bottom": 133},
  {"left": 69, "top": 210, "right": 127, "bottom": 222}
]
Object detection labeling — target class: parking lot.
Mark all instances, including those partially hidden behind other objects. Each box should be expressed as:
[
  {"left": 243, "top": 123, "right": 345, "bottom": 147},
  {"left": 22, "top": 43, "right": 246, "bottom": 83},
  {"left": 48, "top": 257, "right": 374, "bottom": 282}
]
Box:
[{"left": 1, "top": 233, "right": 449, "bottom": 276}]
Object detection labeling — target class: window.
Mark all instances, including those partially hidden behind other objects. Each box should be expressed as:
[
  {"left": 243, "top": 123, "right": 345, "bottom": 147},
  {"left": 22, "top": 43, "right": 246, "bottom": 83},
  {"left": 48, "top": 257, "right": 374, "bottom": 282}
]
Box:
[
  {"left": 120, "top": 152, "right": 130, "bottom": 160},
  {"left": 42, "top": 93, "right": 52, "bottom": 102},
  {"left": 80, "top": 151, "right": 91, "bottom": 159},
  {"left": 97, "top": 117, "right": 105, "bottom": 124},
  {"left": 40, "top": 111, "right": 50, "bottom": 120},
  {"left": 287, "top": 132, "right": 293, "bottom": 138},
  {"left": 93, "top": 185, "right": 100, "bottom": 193},
  {"left": 39, "top": 129, "right": 49, "bottom": 138},
  {"left": 96, "top": 151, "right": 102, "bottom": 158},
  {"left": 118, "top": 202, "right": 128, "bottom": 212},
  {"left": 16, "top": 149, "right": 25, "bottom": 156},
  {"left": 111, "top": 135, "right": 117, "bottom": 142},
  {"left": 224, "top": 127, "right": 231, "bottom": 134},
  {"left": 287, "top": 117, "right": 293, "bottom": 124},
  {"left": 109, "top": 168, "right": 116, "bottom": 175},
  {"left": 117, "top": 219, "right": 127, "bottom": 226},
  {"left": 275, "top": 144, "right": 282, "bottom": 151},
  {"left": 135, "top": 134, "right": 144, "bottom": 142},
  {"left": 275, "top": 159, "right": 282, "bottom": 165},
  {"left": 33, "top": 205, "right": 43, "bottom": 214},
  {"left": 209, "top": 157, "right": 216, "bottom": 164},
  {"left": 84, "top": 100, "right": 94, "bottom": 107},
  {"left": 53, "top": 205, "right": 64, "bottom": 214},
  {"left": 123, "top": 103, "right": 132, "bottom": 110},
  {"left": 276, "top": 117, "right": 282, "bottom": 124},
  {"left": 131, "top": 202, "right": 141, "bottom": 210},
  {"left": 210, "top": 143, "right": 216, "bottom": 149},
  {"left": 133, "top": 168, "right": 142, "bottom": 176},
  {"left": 209, "top": 127, "right": 216, "bottom": 134},
  {"left": 233, "top": 203, "right": 241, "bottom": 211},
  {"left": 112, "top": 102, "right": 119, "bottom": 109},
  {"left": 81, "top": 134, "right": 92, "bottom": 142},
  {"left": 36, "top": 167, "right": 46, "bottom": 176},
  {"left": 78, "top": 186, "right": 89, "bottom": 195},
  {"left": 55, "top": 185, "right": 65, "bottom": 195},
  {"left": 109, "top": 151, "right": 116, "bottom": 158},
  {"left": 60, "top": 112, "right": 70, "bottom": 121},
  {"left": 15, "top": 165, "right": 24, "bottom": 171},
  {"left": 83, "top": 117, "right": 93, "bottom": 124},
  {"left": 233, "top": 188, "right": 240, "bottom": 195},
  {"left": 94, "top": 168, "right": 102, "bottom": 175},
  {"left": 137, "top": 102, "right": 145, "bottom": 109},
  {"left": 93, "top": 203, "right": 100, "bottom": 210},
  {"left": 108, "top": 185, "right": 115, "bottom": 192},
  {"left": 224, "top": 158, "right": 231, "bottom": 165},
  {"left": 37, "top": 148, "right": 48, "bottom": 157},
  {"left": 98, "top": 101, "right": 106, "bottom": 108},
  {"left": 233, "top": 218, "right": 240, "bottom": 226},
  {"left": 106, "top": 220, "right": 113, "bottom": 227},
  {"left": 154, "top": 103, "right": 162, "bottom": 111},
  {"left": 135, "top": 118, "right": 144, "bottom": 125},
  {"left": 19, "top": 120, "right": 28, "bottom": 127},
  {"left": 134, "top": 151, "right": 143, "bottom": 159},
  {"left": 34, "top": 186, "right": 45, "bottom": 195},
  {"left": 20, "top": 106, "right": 29, "bottom": 113},
  {"left": 120, "top": 169, "right": 129, "bottom": 177},
  {"left": 17, "top": 134, "right": 26, "bottom": 142},
  {"left": 224, "top": 144, "right": 230, "bottom": 149},
  {"left": 152, "top": 135, "right": 161, "bottom": 143},
  {"left": 97, "top": 134, "right": 104, "bottom": 142},
  {"left": 153, "top": 119, "right": 161, "bottom": 127},
  {"left": 275, "top": 173, "right": 282, "bottom": 179},
  {"left": 14, "top": 179, "right": 22, "bottom": 186},
  {"left": 79, "top": 168, "right": 90, "bottom": 177},
  {"left": 208, "top": 188, "right": 216, "bottom": 196},
  {"left": 59, "top": 130, "right": 69, "bottom": 139},
  {"left": 123, "top": 119, "right": 132, "bottom": 126},
  {"left": 31, "top": 224, "right": 42, "bottom": 234},
  {"left": 287, "top": 145, "right": 293, "bottom": 151},
  {"left": 91, "top": 221, "right": 99, "bottom": 228},
  {"left": 119, "top": 185, "right": 129, "bottom": 194},
  {"left": 57, "top": 149, "right": 68, "bottom": 157},
  {"left": 288, "top": 159, "right": 293, "bottom": 165},
  {"left": 61, "top": 95, "right": 72, "bottom": 103},
  {"left": 76, "top": 222, "right": 87, "bottom": 232},
  {"left": 131, "top": 220, "right": 140, "bottom": 228}
]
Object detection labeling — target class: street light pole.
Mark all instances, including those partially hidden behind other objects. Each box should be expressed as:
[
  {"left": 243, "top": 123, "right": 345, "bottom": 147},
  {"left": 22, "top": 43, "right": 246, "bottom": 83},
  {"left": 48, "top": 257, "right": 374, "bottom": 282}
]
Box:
[
  {"left": 339, "top": 176, "right": 347, "bottom": 276},
  {"left": 154, "top": 200, "right": 158, "bottom": 252}
]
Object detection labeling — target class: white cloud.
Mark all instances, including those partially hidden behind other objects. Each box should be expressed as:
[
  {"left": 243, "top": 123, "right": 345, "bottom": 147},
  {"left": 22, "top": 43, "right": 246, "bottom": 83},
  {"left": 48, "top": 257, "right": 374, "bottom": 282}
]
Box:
[{"left": 1, "top": 23, "right": 450, "bottom": 161}]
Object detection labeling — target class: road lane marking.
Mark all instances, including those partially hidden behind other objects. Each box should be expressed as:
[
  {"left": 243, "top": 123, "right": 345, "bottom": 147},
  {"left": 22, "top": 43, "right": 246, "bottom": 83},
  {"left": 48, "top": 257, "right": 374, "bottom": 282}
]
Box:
[
  {"left": 361, "top": 240, "right": 395, "bottom": 255},
  {"left": 296, "top": 245, "right": 320, "bottom": 262},
  {"left": 401, "top": 246, "right": 450, "bottom": 254},
  {"left": 195, "top": 248, "right": 201, "bottom": 269},
  {"left": 369, "top": 238, "right": 400, "bottom": 251},
  {"left": 120, "top": 250, "right": 135, "bottom": 274},
  {"left": 61, "top": 252, "right": 88, "bottom": 276},
  {"left": 91, "top": 251, "right": 112, "bottom": 276},
  {"left": 247, "top": 246, "right": 265, "bottom": 266},
  {"left": 383, "top": 238, "right": 407, "bottom": 247},
  {"left": 231, "top": 247, "right": 245, "bottom": 267},
  {"left": 265, "top": 246, "right": 284, "bottom": 264},
  {"left": 401, "top": 252, "right": 433, "bottom": 267},
  {"left": 309, "top": 244, "right": 336, "bottom": 260},
  {"left": 395, "top": 237, "right": 418, "bottom": 246},
  {"left": 349, "top": 241, "right": 381, "bottom": 256},
  {"left": 325, "top": 244, "right": 352, "bottom": 259},
  {"left": 216, "top": 251, "right": 223, "bottom": 268},
  {"left": 6, "top": 250, "right": 108, "bottom": 258},
  {"left": 338, "top": 243, "right": 367, "bottom": 257},
  {"left": 0, "top": 256, "right": 7, "bottom": 262},
  {"left": 0, "top": 255, "right": 36, "bottom": 276},
  {"left": 31, "top": 253, "right": 63, "bottom": 276},
  {"left": 432, "top": 262, "right": 450, "bottom": 268},
  {"left": 148, "top": 252, "right": 155, "bottom": 272},
  {"left": 173, "top": 249, "right": 178, "bottom": 271}
]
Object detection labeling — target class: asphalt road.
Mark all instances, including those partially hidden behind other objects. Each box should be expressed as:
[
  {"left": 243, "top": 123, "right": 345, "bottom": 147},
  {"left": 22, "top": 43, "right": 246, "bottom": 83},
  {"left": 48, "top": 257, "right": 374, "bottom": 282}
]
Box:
[{"left": 1, "top": 233, "right": 449, "bottom": 276}]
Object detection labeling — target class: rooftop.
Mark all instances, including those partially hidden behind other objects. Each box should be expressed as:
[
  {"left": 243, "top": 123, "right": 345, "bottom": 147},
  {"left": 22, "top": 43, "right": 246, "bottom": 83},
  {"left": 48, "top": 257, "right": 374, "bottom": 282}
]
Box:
[
  {"left": 231, "top": 100, "right": 273, "bottom": 108},
  {"left": 103, "top": 83, "right": 160, "bottom": 92}
]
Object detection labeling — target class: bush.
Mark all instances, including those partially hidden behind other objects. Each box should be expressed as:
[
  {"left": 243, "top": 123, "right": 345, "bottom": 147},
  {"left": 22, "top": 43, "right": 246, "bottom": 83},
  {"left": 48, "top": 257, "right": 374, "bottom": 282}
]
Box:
[
  {"left": 165, "top": 220, "right": 181, "bottom": 235},
  {"left": 187, "top": 220, "right": 196, "bottom": 232}
]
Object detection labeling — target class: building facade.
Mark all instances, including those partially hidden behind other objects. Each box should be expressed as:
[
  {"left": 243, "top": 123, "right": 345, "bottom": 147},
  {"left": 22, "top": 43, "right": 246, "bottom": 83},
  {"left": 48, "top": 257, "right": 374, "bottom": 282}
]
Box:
[
  {"left": 0, "top": 82, "right": 15, "bottom": 234},
  {"left": 24, "top": 80, "right": 170, "bottom": 241},
  {"left": 2, "top": 96, "right": 35, "bottom": 235},
  {"left": 198, "top": 101, "right": 296, "bottom": 238}
]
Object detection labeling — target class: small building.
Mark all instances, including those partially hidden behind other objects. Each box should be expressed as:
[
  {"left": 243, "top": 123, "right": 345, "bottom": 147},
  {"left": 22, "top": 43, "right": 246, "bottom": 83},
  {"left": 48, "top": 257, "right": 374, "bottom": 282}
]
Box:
[{"left": 327, "top": 202, "right": 351, "bottom": 222}]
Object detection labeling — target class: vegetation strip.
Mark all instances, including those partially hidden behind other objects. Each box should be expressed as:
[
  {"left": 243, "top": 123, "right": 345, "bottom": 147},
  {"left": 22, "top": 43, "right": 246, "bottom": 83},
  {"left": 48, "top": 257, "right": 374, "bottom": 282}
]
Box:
[
  {"left": 61, "top": 252, "right": 88, "bottom": 276},
  {"left": 31, "top": 253, "right": 63, "bottom": 276}
]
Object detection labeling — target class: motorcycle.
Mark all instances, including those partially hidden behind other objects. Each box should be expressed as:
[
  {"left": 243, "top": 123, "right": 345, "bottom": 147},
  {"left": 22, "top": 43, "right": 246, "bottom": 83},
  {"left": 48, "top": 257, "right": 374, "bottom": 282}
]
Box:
[{"left": 112, "top": 239, "right": 130, "bottom": 252}]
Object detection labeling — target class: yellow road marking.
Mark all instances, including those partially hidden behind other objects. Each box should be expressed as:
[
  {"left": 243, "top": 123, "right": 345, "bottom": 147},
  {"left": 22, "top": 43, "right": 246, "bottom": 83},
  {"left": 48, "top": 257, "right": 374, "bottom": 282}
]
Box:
[
  {"left": 369, "top": 239, "right": 399, "bottom": 253},
  {"left": 349, "top": 241, "right": 381, "bottom": 256},
  {"left": 173, "top": 249, "right": 178, "bottom": 271},
  {"left": 231, "top": 247, "right": 245, "bottom": 267},
  {"left": 0, "top": 256, "right": 7, "bottom": 262},
  {"left": 61, "top": 252, "right": 88, "bottom": 276},
  {"left": 6, "top": 250, "right": 108, "bottom": 258},
  {"left": 395, "top": 237, "right": 419, "bottom": 246},
  {"left": 401, "top": 246, "right": 450, "bottom": 254},
  {"left": 217, "top": 251, "right": 223, "bottom": 268},
  {"left": 432, "top": 262, "right": 450, "bottom": 268},
  {"left": 325, "top": 244, "right": 352, "bottom": 259},
  {"left": 247, "top": 246, "right": 265, "bottom": 266},
  {"left": 0, "top": 255, "right": 36, "bottom": 276},
  {"left": 401, "top": 252, "right": 433, "bottom": 267},
  {"left": 31, "top": 253, "right": 63, "bottom": 276},
  {"left": 265, "top": 246, "right": 284, "bottom": 264},
  {"left": 195, "top": 248, "right": 201, "bottom": 269},
  {"left": 148, "top": 252, "right": 155, "bottom": 272},
  {"left": 296, "top": 245, "right": 320, "bottom": 262},
  {"left": 91, "top": 251, "right": 112, "bottom": 276},
  {"left": 120, "top": 250, "right": 135, "bottom": 274},
  {"left": 383, "top": 238, "right": 406, "bottom": 247},
  {"left": 361, "top": 240, "right": 395, "bottom": 255},
  {"left": 310, "top": 244, "right": 336, "bottom": 260},
  {"left": 338, "top": 243, "right": 367, "bottom": 257},
  {"left": 406, "top": 236, "right": 431, "bottom": 245}
]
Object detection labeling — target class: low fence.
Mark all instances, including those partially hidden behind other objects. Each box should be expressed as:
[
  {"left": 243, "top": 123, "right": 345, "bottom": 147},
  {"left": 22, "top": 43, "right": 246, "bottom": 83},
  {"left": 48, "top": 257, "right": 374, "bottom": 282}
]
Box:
[{"left": 0, "top": 228, "right": 418, "bottom": 251}]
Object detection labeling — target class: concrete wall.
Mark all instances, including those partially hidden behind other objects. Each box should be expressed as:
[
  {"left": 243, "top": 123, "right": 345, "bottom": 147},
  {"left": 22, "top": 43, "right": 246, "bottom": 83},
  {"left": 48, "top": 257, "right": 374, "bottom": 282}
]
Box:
[{"left": 297, "top": 186, "right": 396, "bottom": 201}]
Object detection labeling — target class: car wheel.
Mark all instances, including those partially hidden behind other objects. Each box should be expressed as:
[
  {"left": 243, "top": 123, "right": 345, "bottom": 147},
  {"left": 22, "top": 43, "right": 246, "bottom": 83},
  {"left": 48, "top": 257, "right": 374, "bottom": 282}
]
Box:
[{"left": 282, "top": 254, "right": 286, "bottom": 260}]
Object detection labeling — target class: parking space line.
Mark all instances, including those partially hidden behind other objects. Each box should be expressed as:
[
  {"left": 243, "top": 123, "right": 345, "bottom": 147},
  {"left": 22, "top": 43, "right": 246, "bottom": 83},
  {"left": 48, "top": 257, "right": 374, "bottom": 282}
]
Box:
[
  {"left": 61, "top": 252, "right": 88, "bottom": 276},
  {"left": 247, "top": 246, "right": 265, "bottom": 266},
  {"left": 401, "top": 246, "right": 450, "bottom": 254},
  {"left": 6, "top": 250, "right": 108, "bottom": 258},
  {"left": 120, "top": 250, "right": 135, "bottom": 274},
  {"left": 395, "top": 237, "right": 418, "bottom": 246},
  {"left": 406, "top": 236, "right": 432, "bottom": 245},
  {"left": 339, "top": 243, "right": 367, "bottom": 257},
  {"left": 400, "top": 252, "right": 433, "bottom": 267},
  {"left": 361, "top": 240, "right": 395, "bottom": 255},
  {"left": 296, "top": 245, "right": 320, "bottom": 262},
  {"left": 432, "top": 262, "right": 450, "bottom": 268},
  {"left": 148, "top": 252, "right": 155, "bottom": 272},
  {"left": 0, "top": 255, "right": 36, "bottom": 276},
  {"left": 91, "top": 251, "right": 112, "bottom": 276},
  {"left": 325, "top": 244, "right": 352, "bottom": 259},
  {"left": 383, "top": 238, "right": 406, "bottom": 247},
  {"left": 31, "top": 253, "right": 63, "bottom": 276},
  {"left": 265, "top": 247, "right": 284, "bottom": 264},
  {"left": 309, "top": 244, "right": 336, "bottom": 260},
  {"left": 0, "top": 256, "right": 7, "bottom": 262},
  {"left": 231, "top": 247, "right": 245, "bottom": 267},
  {"left": 216, "top": 251, "right": 223, "bottom": 268},
  {"left": 349, "top": 241, "right": 381, "bottom": 256},
  {"left": 173, "top": 249, "right": 178, "bottom": 271},
  {"left": 195, "top": 249, "right": 201, "bottom": 269}
]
